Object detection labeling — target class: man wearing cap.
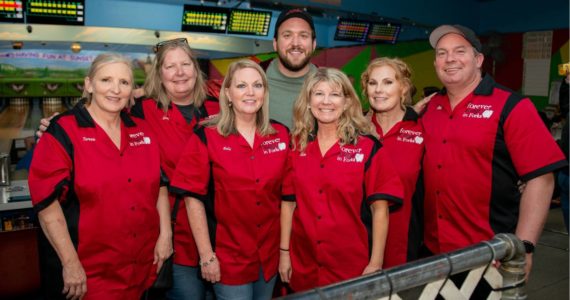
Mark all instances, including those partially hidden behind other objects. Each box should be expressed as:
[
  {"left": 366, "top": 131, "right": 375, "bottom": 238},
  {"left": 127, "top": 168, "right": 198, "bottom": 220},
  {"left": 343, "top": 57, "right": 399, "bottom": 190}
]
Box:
[
  {"left": 265, "top": 8, "right": 318, "bottom": 127},
  {"left": 421, "top": 24, "right": 567, "bottom": 284}
]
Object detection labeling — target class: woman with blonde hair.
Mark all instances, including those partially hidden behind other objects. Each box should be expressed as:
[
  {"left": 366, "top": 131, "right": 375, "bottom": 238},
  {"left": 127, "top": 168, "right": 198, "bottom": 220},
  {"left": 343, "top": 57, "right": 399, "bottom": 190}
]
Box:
[
  {"left": 171, "top": 59, "right": 289, "bottom": 300},
  {"left": 29, "top": 53, "right": 171, "bottom": 300},
  {"left": 361, "top": 57, "right": 425, "bottom": 268},
  {"left": 279, "top": 67, "right": 404, "bottom": 291}
]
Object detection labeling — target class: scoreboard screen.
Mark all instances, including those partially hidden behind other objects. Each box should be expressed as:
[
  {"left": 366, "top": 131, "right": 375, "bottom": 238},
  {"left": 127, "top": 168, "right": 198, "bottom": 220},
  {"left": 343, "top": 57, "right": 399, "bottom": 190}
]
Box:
[
  {"left": 227, "top": 9, "right": 271, "bottom": 36},
  {"left": 181, "top": 5, "right": 228, "bottom": 34},
  {"left": 334, "top": 19, "right": 370, "bottom": 42},
  {"left": 367, "top": 22, "right": 401, "bottom": 44},
  {"left": 0, "top": 0, "right": 24, "bottom": 23},
  {"left": 25, "top": 0, "right": 84, "bottom": 25}
]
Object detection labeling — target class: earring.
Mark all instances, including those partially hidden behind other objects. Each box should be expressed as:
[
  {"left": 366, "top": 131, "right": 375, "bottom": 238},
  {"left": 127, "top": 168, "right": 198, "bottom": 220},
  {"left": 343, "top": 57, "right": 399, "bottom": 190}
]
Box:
[{"left": 228, "top": 101, "right": 233, "bottom": 107}]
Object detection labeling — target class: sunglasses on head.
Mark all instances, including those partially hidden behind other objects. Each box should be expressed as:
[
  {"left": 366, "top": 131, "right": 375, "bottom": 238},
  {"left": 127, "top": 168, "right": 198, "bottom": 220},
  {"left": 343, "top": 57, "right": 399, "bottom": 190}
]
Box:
[{"left": 153, "top": 38, "right": 188, "bottom": 53}]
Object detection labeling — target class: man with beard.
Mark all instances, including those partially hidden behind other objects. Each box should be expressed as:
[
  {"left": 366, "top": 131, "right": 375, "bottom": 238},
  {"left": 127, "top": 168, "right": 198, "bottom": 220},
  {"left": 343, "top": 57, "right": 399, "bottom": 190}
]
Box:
[{"left": 265, "top": 8, "right": 318, "bottom": 127}]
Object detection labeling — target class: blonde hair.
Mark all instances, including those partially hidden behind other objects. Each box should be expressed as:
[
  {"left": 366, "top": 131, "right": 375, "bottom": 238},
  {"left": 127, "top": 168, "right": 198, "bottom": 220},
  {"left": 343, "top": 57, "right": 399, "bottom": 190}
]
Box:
[
  {"left": 361, "top": 57, "right": 413, "bottom": 110},
  {"left": 292, "top": 67, "right": 374, "bottom": 151},
  {"left": 82, "top": 53, "right": 133, "bottom": 105},
  {"left": 202, "top": 59, "right": 275, "bottom": 137},
  {"left": 143, "top": 39, "right": 206, "bottom": 112}
]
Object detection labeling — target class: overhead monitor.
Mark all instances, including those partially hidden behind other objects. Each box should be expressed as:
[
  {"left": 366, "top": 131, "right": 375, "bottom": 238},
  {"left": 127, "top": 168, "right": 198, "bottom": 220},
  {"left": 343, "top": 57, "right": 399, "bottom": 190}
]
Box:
[
  {"left": 334, "top": 18, "right": 370, "bottom": 42},
  {"left": 181, "top": 5, "right": 229, "bottom": 34},
  {"left": 227, "top": 9, "right": 271, "bottom": 36},
  {"left": 367, "top": 22, "right": 401, "bottom": 44},
  {"left": 0, "top": 0, "right": 24, "bottom": 23},
  {"left": 25, "top": 0, "right": 84, "bottom": 26}
]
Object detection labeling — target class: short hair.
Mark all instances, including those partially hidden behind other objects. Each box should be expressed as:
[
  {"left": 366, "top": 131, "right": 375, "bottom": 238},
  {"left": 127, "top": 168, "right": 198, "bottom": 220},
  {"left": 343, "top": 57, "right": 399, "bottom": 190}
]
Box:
[
  {"left": 292, "top": 67, "right": 374, "bottom": 151},
  {"left": 82, "top": 52, "right": 133, "bottom": 105},
  {"left": 143, "top": 39, "right": 207, "bottom": 112},
  {"left": 202, "top": 59, "right": 275, "bottom": 137},
  {"left": 360, "top": 57, "right": 414, "bottom": 110}
]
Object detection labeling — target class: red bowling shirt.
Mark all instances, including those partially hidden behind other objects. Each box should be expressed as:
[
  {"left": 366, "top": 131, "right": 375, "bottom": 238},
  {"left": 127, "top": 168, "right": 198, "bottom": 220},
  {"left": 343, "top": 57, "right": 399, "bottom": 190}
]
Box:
[
  {"left": 421, "top": 74, "right": 567, "bottom": 254},
  {"left": 29, "top": 100, "right": 161, "bottom": 300},
  {"left": 170, "top": 122, "right": 289, "bottom": 285},
  {"left": 283, "top": 135, "right": 404, "bottom": 292},
  {"left": 371, "top": 108, "right": 424, "bottom": 268},
  {"left": 131, "top": 97, "right": 219, "bottom": 266}
]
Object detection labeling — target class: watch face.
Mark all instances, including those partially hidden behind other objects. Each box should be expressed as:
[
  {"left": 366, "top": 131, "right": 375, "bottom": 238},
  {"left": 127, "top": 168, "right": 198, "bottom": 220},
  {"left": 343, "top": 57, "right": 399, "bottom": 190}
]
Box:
[{"left": 523, "top": 240, "right": 535, "bottom": 253}]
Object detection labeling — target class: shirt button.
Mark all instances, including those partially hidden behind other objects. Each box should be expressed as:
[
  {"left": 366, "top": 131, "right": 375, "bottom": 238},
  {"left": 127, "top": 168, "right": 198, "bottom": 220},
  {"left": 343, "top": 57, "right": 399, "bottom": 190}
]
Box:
[
  {"left": 437, "top": 164, "right": 442, "bottom": 169},
  {"left": 128, "top": 178, "right": 132, "bottom": 182},
  {"left": 317, "top": 215, "right": 322, "bottom": 220},
  {"left": 131, "top": 206, "right": 135, "bottom": 211},
  {"left": 442, "top": 139, "right": 447, "bottom": 144},
  {"left": 436, "top": 190, "right": 440, "bottom": 195},
  {"left": 255, "top": 179, "right": 260, "bottom": 183},
  {"left": 250, "top": 155, "right": 255, "bottom": 160},
  {"left": 320, "top": 164, "right": 324, "bottom": 168},
  {"left": 438, "top": 214, "right": 443, "bottom": 219},
  {"left": 120, "top": 153, "right": 123, "bottom": 157},
  {"left": 317, "top": 240, "right": 321, "bottom": 244},
  {"left": 319, "top": 189, "right": 323, "bottom": 194},
  {"left": 257, "top": 224, "right": 261, "bottom": 228},
  {"left": 449, "top": 116, "right": 453, "bottom": 120},
  {"left": 256, "top": 201, "right": 261, "bottom": 206}
]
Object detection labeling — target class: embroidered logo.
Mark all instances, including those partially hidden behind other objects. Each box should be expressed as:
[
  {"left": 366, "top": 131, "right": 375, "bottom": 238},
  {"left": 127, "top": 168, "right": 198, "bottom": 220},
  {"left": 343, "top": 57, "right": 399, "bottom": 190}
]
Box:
[
  {"left": 223, "top": 146, "right": 232, "bottom": 151},
  {"left": 397, "top": 128, "right": 424, "bottom": 145},
  {"left": 337, "top": 147, "right": 364, "bottom": 163},
  {"left": 261, "top": 138, "right": 286, "bottom": 154},
  {"left": 129, "top": 131, "right": 151, "bottom": 147},
  {"left": 82, "top": 137, "right": 96, "bottom": 142},
  {"left": 463, "top": 103, "right": 494, "bottom": 119}
]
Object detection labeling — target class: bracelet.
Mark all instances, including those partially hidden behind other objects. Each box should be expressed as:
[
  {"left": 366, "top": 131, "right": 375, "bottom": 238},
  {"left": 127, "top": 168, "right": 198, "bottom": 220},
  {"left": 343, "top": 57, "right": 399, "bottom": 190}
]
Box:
[
  {"left": 279, "top": 248, "right": 289, "bottom": 252},
  {"left": 200, "top": 253, "right": 217, "bottom": 267}
]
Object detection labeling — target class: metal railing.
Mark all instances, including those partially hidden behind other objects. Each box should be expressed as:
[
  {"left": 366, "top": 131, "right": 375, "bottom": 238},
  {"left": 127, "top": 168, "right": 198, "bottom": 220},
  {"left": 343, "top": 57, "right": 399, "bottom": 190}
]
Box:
[{"left": 279, "top": 233, "right": 527, "bottom": 300}]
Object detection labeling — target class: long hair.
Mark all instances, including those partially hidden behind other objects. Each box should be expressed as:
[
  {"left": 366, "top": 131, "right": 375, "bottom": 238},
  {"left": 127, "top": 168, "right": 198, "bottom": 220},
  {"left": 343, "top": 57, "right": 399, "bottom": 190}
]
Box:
[
  {"left": 361, "top": 57, "right": 413, "bottom": 110},
  {"left": 292, "top": 67, "right": 374, "bottom": 151},
  {"left": 82, "top": 53, "right": 133, "bottom": 106},
  {"left": 143, "top": 39, "right": 206, "bottom": 112},
  {"left": 202, "top": 59, "right": 275, "bottom": 137}
]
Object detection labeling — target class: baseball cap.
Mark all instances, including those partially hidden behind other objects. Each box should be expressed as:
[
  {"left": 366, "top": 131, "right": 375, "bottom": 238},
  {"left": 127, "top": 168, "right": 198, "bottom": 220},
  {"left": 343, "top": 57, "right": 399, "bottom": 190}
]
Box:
[
  {"left": 274, "top": 8, "right": 315, "bottom": 38},
  {"left": 429, "top": 24, "right": 482, "bottom": 52}
]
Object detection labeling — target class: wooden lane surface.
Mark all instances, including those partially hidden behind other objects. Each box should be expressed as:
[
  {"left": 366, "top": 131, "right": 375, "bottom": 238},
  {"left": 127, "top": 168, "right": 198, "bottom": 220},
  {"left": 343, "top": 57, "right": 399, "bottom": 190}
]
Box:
[{"left": 0, "top": 105, "right": 29, "bottom": 154}]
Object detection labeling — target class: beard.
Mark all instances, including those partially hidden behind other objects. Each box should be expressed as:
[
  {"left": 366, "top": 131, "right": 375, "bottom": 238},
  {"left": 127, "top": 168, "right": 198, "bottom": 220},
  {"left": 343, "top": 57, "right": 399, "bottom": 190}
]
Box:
[{"left": 277, "top": 47, "right": 313, "bottom": 72}]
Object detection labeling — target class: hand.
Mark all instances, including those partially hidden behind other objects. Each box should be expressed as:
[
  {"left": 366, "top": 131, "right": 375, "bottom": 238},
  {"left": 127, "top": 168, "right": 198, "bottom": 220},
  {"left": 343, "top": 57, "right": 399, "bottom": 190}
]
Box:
[
  {"left": 412, "top": 93, "right": 436, "bottom": 114},
  {"left": 524, "top": 253, "right": 533, "bottom": 282},
  {"left": 200, "top": 253, "right": 220, "bottom": 283},
  {"left": 36, "top": 112, "right": 58, "bottom": 139},
  {"left": 154, "top": 233, "right": 173, "bottom": 273},
  {"left": 133, "top": 88, "right": 145, "bottom": 99},
  {"left": 61, "top": 259, "right": 87, "bottom": 300},
  {"left": 362, "top": 263, "right": 382, "bottom": 275},
  {"left": 278, "top": 250, "right": 292, "bottom": 283}
]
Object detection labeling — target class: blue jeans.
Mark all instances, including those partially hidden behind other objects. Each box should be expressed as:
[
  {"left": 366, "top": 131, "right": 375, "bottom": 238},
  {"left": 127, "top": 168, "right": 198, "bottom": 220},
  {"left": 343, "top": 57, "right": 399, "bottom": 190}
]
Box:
[
  {"left": 559, "top": 172, "right": 569, "bottom": 231},
  {"left": 213, "top": 268, "right": 277, "bottom": 300},
  {"left": 166, "top": 263, "right": 214, "bottom": 300}
]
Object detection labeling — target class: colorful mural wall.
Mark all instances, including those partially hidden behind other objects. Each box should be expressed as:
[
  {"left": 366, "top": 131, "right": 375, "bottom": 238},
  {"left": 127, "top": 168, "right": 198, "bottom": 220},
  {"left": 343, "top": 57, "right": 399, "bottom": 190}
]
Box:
[
  {"left": 209, "top": 29, "right": 569, "bottom": 111},
  {"left": 0, "top": 50, "right": 149, "bottom": 98}
]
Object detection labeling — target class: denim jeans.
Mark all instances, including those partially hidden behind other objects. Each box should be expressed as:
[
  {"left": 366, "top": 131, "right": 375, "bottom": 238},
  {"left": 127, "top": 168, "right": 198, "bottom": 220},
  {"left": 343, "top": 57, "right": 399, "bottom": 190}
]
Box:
[
  {"left": 559, "top": 171, "right": 569, "bottom": 231},
  {"left": 166, "top": 263, "right": 214, "bottom": 300},
  {"left": 213, "top": 268, "right": 277, "bottom": 300}
]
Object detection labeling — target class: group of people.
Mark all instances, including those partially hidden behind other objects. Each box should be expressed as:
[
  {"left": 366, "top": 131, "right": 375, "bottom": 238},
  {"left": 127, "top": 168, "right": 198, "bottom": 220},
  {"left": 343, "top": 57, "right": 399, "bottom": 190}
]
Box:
[{"left": 28, "top": 7, "right": 566, "bottom": 300}]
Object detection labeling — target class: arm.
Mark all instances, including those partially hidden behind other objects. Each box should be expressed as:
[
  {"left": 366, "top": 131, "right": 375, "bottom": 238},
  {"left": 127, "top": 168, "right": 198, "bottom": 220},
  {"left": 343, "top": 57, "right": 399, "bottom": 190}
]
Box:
[
  {"left": 186, "top": 196, "right": 220, "bottom": 283},
  {"left": 38, "top": 201, "right": 87, "bottom": 300},
  {"left": 279, "top": 201, "right": 296, "bottom": 282},
  {"left": 515, "top": 173, "right": 555, "bottom": 280},
  {"left": 153, "top": 186, "right": 173, "bottom": 272},
  {"left": 363, "top": 200, "right": 389, "bottom": 275}
]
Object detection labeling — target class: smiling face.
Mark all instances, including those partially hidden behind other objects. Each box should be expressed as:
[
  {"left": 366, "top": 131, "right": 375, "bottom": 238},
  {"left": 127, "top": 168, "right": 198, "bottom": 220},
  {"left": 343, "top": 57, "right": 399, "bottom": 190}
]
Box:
[
  {"left": 160, "top": 47, "right": 197, "bottom": 104},
  {"left": 367, "top": 65, "right": 406, "bottom": 113},
  {"left": 273, "top": 17, "right": 316, "bottom": 75},
  {"left": 225, "top": 67, "right": 265, "bottom": 119},
  {"left": 434, "top": 33, "right": 484, "bottom": 88},
  {"left": 84, "top": 61, "right": 132, "bottom": 114},
  {"left": 309, "top": 81, "right": 347, "bottom": 126}
]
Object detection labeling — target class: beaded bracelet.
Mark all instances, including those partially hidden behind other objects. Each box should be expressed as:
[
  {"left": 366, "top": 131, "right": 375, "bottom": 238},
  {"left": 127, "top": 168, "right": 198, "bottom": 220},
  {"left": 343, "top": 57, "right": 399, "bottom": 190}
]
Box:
[{"left": 200, "top": 253, "right": 217, "bottom": 267}]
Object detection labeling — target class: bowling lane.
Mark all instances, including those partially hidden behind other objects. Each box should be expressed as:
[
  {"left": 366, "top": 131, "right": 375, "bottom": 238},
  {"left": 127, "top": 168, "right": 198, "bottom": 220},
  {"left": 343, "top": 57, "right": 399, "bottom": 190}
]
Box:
[{"left": 0, "top": 99, "right": 30, "bottom": 154}]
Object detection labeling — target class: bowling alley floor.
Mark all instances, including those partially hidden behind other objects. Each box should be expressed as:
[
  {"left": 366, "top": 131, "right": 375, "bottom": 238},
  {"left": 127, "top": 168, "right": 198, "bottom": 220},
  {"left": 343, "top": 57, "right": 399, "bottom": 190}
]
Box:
[{"left": 526, "top": 206, "right": 569, "bottom": 299}]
